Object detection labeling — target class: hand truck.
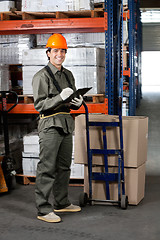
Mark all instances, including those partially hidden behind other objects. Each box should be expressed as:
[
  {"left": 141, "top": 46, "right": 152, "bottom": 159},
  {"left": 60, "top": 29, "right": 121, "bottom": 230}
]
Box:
[
  {"left": 0, "top": 91, "right": 18, "bottom": 192},
  {"left": 79, "top": 100, "right": 128, "bottom": 209}
]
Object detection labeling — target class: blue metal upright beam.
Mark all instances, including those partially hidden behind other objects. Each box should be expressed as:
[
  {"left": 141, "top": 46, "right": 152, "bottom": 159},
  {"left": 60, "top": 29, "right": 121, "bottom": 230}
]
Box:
[
  {"left": 136, "top": 0, "right": 142, "bottom": 107},
  {"left": 128, "top": 0, "right": 136, "bottom": 115},
  {"left": 105, "top": 0, "right": 114, "bottom": 115},
  {"left": 105, "top": 0, "right": 141, "bottom": 116},
  {"left": 117, "top": 1, "right": 124, "bottom": 115},
  {"left": 105, "top": 0, "right": 123, "bottom": 115}
]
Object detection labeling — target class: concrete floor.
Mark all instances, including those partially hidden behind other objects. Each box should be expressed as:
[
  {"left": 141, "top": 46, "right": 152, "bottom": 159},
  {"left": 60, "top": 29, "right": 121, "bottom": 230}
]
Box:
[
  {"left": 0, "top": 176, "right": 160, "bottom": 240},
  {"left": 136, "top": 91, "right": 160, "bottom": 176},
  {"left": 0, "top": 91, "right": 160, "bottom": 240}
]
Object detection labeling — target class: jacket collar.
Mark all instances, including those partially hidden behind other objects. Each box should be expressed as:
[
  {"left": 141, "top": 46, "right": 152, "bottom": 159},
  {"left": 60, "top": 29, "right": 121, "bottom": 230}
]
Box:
[{"left": 48, "top": 61, "right": 64, "bottom": 75}]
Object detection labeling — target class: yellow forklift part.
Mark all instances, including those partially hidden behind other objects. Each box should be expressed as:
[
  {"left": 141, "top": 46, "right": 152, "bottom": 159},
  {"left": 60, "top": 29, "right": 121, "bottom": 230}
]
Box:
[{"left": 0, "top": 157, "right": 8, "bottom": 193}]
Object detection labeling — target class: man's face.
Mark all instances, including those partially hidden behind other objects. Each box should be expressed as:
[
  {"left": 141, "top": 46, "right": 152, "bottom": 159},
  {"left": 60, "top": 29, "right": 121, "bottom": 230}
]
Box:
[{"left": 47, "top": 48, "right": 66, "bottom": 69}]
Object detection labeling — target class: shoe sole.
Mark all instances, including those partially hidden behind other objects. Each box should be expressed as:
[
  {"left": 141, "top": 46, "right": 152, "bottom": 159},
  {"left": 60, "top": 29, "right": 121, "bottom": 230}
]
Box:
[
  {"left": 37, "top": 216, "right": 61, "bottom": 223},
  {"left": 54, "top": 208, "right": 81, "bottom": 213}
]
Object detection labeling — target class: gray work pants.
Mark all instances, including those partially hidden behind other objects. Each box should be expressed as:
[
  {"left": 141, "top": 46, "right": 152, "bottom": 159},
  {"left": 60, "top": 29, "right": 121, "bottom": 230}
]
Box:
[{"left": 35, "top": 127, "right": 72, "bottom": 215}]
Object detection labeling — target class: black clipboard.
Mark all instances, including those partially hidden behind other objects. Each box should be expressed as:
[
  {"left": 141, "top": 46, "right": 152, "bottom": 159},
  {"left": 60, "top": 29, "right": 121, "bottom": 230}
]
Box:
[{"left": 64, "top": 87, "right": 92, "bottom": 103}]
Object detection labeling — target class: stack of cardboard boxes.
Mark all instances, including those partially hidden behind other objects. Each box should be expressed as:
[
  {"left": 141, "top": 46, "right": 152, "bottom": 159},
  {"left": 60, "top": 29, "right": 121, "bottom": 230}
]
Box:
[{"left": 74, "top": 114, "right": 148, "bottom": 205}]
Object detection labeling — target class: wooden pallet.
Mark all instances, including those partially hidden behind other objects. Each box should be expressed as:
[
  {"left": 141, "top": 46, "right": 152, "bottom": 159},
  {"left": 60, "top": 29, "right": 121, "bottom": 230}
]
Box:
[
  {"left": 16, "top": 174, "right": 36, "bottom": 185},
  {"left": 0, "top": 9, "right": 104, "bottom": 21},
  {"left": 17, "top": 94, "right": 105, "bottom": 104},
  {"left": 18, "top": 95, "right": 34, "bottom": 104},
  {"left": 94, "top": 2, "right": 104, "bottom": 11},
  {"left": 16, "top": 174, "right": 84, "bottom": 186},
  {"left": 84, "top": 94, "right": 105, "bottom": 103}
]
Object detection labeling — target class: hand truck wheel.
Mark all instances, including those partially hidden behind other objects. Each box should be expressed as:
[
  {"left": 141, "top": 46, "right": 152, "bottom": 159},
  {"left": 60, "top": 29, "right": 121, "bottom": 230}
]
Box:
[
  {"left": 79, "top": 192, "right": 88, "bottom": 207},
  {"left": 120, "top": 195, "right": 128, "bottom": 209},
  {"left": 10, "top": 174, "right": 17, "bottom": 190},
  {"left": 4, "top": 172, "right": 17, "bottom": 191}
]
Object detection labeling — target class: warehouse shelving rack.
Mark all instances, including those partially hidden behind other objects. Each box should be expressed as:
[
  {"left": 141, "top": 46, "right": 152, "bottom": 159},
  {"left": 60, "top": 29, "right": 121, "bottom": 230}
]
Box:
[
  {"left": 127, "top": 0, "right": 142, "bottom": 115},
  {"left": 105, "top": 0, "right": 142, "bottom": 116},
  {"left": 105, "top": 0, "right": 124, "bottom": 115},
  {"left": 0, "top": 0, "right": 142, "bottom": 116},
  {"left": 0, "top": 11, "right": 108, "bottom": 114}
]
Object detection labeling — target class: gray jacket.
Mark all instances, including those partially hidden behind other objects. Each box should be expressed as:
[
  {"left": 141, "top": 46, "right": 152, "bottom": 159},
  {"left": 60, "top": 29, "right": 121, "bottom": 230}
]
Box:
[{"left": 32, "top": 61, "right": 77, "bottom": 134}]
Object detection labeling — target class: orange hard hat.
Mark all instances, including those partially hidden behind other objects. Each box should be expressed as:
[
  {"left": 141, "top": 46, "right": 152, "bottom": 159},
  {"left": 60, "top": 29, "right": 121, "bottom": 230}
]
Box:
[{"left": 46, "top": 33, "right": 68, "bottom": 49}]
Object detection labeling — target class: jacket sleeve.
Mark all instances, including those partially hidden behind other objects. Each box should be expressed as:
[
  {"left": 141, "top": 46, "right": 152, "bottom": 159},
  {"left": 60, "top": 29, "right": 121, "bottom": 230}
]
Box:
[
  {"left": 32, "top": 71, "right": 63, "bottom": 113},
  {"left": 64, "top": 70, "right": 82, "bottom": 110}
]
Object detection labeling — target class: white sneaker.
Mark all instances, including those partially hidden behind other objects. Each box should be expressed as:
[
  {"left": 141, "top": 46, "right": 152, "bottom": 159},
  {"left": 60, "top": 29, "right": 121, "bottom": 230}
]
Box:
[{"left": 37, "top": 212, "right": 61, "bottom": 223}]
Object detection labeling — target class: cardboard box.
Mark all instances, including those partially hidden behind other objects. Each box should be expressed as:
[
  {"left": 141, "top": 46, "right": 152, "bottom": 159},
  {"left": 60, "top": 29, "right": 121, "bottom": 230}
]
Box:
[
  {"left": 74, "top": 114, "right": 148, "bottom": 168},
  {"left": 84, "top": 164, "right": 146, "bottom": 205}
]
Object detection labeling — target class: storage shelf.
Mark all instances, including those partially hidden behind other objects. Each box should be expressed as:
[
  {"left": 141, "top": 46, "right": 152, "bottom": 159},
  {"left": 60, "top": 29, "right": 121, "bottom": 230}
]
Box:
[
  {"left": 0, "top": 1, "right": 142, "bottom": 116},
  {"left": 0, "top": 99, "right": 108, "bottom": 114},
  {"left": 0, "top": 17, "right": 105, "bottom": 35}
]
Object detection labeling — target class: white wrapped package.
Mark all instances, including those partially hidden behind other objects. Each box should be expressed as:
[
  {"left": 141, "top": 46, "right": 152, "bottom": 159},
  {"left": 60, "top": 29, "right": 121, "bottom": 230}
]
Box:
[
  {"left": 65, "top": 47, "right": 105, "bottom": 67},
  {"left": 22, "top": 0, "right": 93, "bottom": 12},
  {"left": 23, "top": 66, "right": 43, "bottom": 95},
  {"left": 22, "top": 0, "right": 67, "bottom": 12},
  {"left": 36, "top": 33, "right": 105, "bottom": 47},
  {"left": 0, "top": 1, "right": 15, "bottom": 11},
  {"left": 66, "top": 66, "right": 105, "bottom": 94},
  {"left": 22, "top": 49, "right": 47, "bottom": 66},
  {"left": 0, "top": 35, "right": 36, "bottom": 64},
  {"left": 22, "top": 65, "right": 105, "bottom": 95},
  {"left": 22, "top": 47, "right": 105, "bottom": 67},
  {"left": 0, "top": 64, "right": 10, "bottom": 91},
  {"left": 123, "top": 0, "right": 128, "bottom": 5}
]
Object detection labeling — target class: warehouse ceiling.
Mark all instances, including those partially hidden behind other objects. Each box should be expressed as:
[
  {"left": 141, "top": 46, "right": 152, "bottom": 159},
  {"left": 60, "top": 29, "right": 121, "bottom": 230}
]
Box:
[
  {"left": 140, "top": 1, "right": 160, "bottom": 51},
  {"left": 140, "top": 0, "right": 160, "bottom": 23},
  {"left": 140, "top": 0, "right": 160, "bottom": 9}
]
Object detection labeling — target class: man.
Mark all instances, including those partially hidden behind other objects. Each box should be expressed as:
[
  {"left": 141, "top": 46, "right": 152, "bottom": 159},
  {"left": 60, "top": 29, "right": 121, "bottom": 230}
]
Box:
[{"left": 32, "top": 33, "right": 83, "bottom": 223}]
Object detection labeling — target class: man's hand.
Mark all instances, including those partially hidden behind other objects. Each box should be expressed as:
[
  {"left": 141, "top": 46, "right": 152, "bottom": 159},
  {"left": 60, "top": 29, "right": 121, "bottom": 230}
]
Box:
[
  {"left": 60, "top": 87, "right": 74, "bottom": 101},
  {"left": 70, "top": 95, "right": 83, "bottom": 107}
]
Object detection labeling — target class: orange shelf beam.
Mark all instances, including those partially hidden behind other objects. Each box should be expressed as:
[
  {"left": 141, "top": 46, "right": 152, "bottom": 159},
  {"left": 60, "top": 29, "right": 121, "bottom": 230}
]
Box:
[
  {"left": 0, "top": 17, "right": 105, "bottom": 35},
  {"left": 123, "top": 10, "right": 130, "bottom": 20},
  {"left": 71, "top": 98, "right": 108, "bottom": 114},
  {"left": 0, "top": 100, "right": 108, "bottom": 115},
  {"left": 0, "top": 104, "right": 38, "bottom": 114},
  {"left": 123, "top": 68, "right": 130, "bottom": 77}
]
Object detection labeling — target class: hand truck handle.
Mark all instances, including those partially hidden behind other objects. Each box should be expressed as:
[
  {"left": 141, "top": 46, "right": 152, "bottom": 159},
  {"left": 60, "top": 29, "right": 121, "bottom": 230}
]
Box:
[{"left": 0, "top": 91, "right": 18, "bottom": 113}]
